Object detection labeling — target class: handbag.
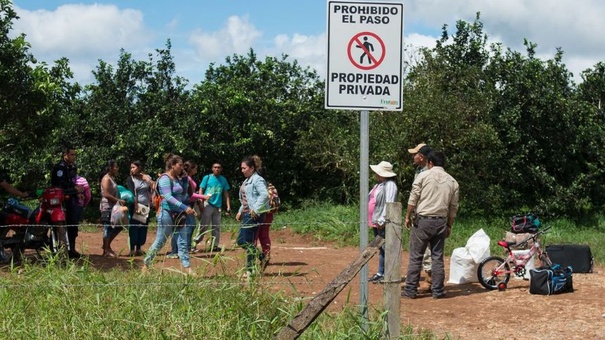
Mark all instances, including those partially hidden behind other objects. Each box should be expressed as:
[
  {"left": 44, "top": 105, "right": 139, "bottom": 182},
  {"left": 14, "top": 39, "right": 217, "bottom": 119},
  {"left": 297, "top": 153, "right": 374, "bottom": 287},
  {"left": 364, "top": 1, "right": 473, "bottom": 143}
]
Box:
[{"left": 132, "top": 203, "right": 150, "bottom": 223}]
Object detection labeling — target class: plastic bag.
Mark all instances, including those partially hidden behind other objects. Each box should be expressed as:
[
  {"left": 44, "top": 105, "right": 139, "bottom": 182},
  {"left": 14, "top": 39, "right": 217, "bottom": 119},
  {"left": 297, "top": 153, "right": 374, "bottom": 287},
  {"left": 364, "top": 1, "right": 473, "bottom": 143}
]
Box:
[
  {"left": 110, "top": 204, "right": 129, "bottom": 227},
  {"left": 117, "top": 185, "right": 134, "bottom": 205}
]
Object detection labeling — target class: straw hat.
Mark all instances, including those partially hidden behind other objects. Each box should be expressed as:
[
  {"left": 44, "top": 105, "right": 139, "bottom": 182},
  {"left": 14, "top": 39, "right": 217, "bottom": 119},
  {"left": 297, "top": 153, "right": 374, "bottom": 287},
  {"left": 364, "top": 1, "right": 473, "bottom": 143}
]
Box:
[{"left": 370, "top": 161, "right": 396, "bottom": 177}]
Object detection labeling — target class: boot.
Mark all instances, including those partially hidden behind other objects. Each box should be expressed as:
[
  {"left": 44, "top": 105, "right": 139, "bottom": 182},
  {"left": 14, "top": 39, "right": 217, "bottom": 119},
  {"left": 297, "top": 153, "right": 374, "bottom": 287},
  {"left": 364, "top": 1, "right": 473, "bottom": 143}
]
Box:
[{"left": 68, "top": 234, "right": 81, "bottom": 259}]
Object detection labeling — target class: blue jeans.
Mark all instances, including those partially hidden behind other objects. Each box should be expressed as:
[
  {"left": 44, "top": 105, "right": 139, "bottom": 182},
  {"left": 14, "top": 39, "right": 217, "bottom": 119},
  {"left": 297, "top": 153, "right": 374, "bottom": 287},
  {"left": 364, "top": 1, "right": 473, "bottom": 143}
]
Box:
[
  {"left": 170, "top": 214, "right": 195, "bottom": 253},
  {"left": 144, "top": 210, "right": 190, "bottom": 268},
  {"left": 373, "top": 227, "right": 385, "bottom": 275},
  {"left": 128, "top": 219, "right": 148, "bottom": 251},
  {"left": 237, "top": 212, "right": 265, "bottom": 271}
]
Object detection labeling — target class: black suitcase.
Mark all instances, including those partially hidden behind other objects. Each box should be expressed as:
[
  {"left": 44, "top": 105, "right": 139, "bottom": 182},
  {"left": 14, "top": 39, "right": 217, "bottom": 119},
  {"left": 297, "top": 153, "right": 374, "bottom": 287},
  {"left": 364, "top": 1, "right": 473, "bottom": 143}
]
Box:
[{"left": 546, "top": 244, "right": 594, "bottom": 273}]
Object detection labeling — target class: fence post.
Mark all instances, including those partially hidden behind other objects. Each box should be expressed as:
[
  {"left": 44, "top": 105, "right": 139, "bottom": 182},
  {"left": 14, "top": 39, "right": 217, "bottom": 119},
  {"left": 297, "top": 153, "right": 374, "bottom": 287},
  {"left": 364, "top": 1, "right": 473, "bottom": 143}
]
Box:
[
  {"left": 383, "top": 202, "right": 402, "bottom": 339},
  {"left": 275, "top": 236, "right": 384, "bottom": 340}
]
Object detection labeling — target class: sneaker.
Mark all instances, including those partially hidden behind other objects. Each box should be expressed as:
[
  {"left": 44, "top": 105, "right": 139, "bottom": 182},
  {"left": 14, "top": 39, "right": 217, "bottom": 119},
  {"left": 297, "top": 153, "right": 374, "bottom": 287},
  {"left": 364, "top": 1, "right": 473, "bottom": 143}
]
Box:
[
  {"left": 368, "top": 273, "right": 384, "bottom": 284},
  {"left": 432, "top": 292, "right": 446, "bottom": 299},
  {"left": 166, "top": 253, "right": 179, "bottom": 259}
]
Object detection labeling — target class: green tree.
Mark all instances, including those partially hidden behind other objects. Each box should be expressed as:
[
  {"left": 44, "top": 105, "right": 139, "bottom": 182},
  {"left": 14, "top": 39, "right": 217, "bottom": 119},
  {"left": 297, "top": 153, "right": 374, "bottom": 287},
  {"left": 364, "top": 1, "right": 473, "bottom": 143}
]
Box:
[
  {"left": 0, "top": 0, "right": 78, "bottom": 190},
  {"left": 191, "top": 50, "right": 325, "bottom": 204}
]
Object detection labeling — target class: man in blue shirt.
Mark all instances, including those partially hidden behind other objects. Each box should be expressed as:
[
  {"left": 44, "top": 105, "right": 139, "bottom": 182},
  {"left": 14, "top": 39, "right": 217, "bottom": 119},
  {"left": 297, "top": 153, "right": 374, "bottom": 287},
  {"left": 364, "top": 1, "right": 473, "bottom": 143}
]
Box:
[{"left": 193, "top": 161, "right": 231, "bottom": 251}]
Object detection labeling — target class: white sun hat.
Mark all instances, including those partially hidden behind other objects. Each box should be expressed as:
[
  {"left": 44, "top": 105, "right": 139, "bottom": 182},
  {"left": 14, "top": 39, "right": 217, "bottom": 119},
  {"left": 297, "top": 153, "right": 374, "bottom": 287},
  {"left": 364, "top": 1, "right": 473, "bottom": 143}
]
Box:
[{"left": 370, "top": 161, "right": 396, "bottom": 177}]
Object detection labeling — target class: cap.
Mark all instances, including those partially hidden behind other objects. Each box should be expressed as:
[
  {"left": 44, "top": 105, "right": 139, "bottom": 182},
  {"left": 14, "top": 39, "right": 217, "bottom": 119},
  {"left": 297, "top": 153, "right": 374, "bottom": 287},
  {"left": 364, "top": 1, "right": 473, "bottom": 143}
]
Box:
[{"left": 407, "top": 143, "right": 426, "bottom": 154}]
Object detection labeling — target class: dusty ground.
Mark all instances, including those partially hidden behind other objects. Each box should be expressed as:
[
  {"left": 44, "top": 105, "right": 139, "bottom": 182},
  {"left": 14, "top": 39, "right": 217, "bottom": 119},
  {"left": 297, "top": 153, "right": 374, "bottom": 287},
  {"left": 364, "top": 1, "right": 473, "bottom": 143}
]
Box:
[{"left": 10, "top": 227, "right": 605, "bottom": 339}]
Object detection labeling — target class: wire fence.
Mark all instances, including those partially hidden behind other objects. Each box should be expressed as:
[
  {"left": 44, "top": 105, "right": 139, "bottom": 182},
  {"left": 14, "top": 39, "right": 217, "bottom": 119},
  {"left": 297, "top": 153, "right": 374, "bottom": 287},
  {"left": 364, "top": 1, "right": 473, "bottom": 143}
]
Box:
[{"left": 0, "top": 220, "right": 381, "bottom": 291}]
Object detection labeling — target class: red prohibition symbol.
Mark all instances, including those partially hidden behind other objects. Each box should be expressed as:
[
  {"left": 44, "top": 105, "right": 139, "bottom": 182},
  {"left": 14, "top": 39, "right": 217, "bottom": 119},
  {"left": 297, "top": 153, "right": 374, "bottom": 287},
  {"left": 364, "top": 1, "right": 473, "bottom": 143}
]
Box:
[{"left": 347, "top": 31, "right": 386, "bottom": 71}]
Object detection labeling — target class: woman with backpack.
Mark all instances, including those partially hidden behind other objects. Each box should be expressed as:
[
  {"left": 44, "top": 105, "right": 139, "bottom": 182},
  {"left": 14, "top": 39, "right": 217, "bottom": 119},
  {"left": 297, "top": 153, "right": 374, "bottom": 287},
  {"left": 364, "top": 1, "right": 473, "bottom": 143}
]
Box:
[
  {"left": 142, "top": 154, "right": 196, "bottom": 274},
  {"left": 235, "top": 155, "right": 270, "bottom": 279},
  {"left": 167, "top": 160, "right": 209, "bottom": 258}
]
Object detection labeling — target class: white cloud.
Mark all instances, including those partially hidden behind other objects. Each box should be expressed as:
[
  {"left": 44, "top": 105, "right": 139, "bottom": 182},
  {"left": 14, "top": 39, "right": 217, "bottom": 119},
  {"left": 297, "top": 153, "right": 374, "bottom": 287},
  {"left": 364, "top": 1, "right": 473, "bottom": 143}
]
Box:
[
  {"left": 188, "top": 15, "right": 262, "bottom": 63},
  {"left": 12, "top": 4, "right": 153, "bottom": 84},
  {"left": 404, "top": 0, "right": 605, "bottom": 77},
  {"left": 14, "top": 4, "right": 152, "bottom": 59},
  {"left": 271, "top": 32, "right": 327, "bottom": 76}
]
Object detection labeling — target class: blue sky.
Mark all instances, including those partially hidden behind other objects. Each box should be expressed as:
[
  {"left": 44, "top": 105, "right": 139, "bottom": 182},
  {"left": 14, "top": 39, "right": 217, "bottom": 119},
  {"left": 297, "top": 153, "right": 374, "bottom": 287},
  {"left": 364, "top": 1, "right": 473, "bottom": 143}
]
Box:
[{"left": 11, "top": 0, "right": 605, "bottom": 86}]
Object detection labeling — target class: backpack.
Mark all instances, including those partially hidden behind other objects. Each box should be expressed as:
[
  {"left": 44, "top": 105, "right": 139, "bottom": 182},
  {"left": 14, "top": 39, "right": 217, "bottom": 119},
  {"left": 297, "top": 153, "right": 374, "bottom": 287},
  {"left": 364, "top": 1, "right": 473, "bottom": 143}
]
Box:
[
  {"left": 510, "top": 213, "right": 541, "bottom": 233},
  {"left": 267, "top": 182, "right": 281, "bottom": 212},
  {"left": 152, "top": 174, "right": 173, "bottom": 212}
]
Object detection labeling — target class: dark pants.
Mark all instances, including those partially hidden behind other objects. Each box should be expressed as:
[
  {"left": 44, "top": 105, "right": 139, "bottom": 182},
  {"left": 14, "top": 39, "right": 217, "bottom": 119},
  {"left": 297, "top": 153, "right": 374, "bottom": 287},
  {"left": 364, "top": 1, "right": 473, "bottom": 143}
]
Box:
[
  {"left": 128, "top": 219, "right": 148, "bottom": 251},
  {"left": 237, "top": 212, "right": 265, "bottom": 271},
  {"left": 404, "top": 217, "right": 447, "bottom": 295},
  {"left": 66, "top": 201, "right": 80, "bottom": 252}
]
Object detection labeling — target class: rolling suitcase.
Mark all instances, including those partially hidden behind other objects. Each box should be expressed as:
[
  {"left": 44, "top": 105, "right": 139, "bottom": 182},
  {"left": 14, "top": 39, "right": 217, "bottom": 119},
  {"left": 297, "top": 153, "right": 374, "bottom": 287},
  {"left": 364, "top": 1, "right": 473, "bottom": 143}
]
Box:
[{"left": 545, "top": 244, "right": 593, "bottom": 273}]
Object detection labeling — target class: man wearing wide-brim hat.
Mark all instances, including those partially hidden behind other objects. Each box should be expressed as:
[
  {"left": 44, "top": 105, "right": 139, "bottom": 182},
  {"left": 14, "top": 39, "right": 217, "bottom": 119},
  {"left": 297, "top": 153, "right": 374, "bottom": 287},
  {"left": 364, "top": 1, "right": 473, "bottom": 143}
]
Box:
[{"left": 367, "top": 161, "right": 398, "bottom": 284}]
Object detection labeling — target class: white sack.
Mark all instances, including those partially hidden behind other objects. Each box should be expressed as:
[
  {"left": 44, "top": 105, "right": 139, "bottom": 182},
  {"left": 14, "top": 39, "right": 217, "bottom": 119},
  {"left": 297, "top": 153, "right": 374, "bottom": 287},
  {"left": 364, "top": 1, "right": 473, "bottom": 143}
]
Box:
[
  {"left": 448, "top": 228, "right": 491, "bottom": 284},
  {"left": 466, "top": 228, "right": 491, "bottom": 263},
  {"left": 448, "top": 247, "right": 478, "bottom": 284}
]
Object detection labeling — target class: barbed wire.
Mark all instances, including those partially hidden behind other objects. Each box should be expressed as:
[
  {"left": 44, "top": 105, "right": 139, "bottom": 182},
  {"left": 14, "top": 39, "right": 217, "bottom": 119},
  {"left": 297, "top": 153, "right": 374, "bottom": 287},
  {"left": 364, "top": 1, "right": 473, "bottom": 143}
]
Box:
[
  {"left": 0, "top": 221, "right": 385, "bottom": 229},
  {"left": 0, "top": 277, "right": 349, "bottom": 289}
]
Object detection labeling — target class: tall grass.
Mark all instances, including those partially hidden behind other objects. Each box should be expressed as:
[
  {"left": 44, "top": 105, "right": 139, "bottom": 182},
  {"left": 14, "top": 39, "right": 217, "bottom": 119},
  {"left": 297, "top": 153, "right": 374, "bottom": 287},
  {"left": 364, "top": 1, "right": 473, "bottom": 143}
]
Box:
[{"left": 0, "top": 255, "right": 436, "bottom": 339}]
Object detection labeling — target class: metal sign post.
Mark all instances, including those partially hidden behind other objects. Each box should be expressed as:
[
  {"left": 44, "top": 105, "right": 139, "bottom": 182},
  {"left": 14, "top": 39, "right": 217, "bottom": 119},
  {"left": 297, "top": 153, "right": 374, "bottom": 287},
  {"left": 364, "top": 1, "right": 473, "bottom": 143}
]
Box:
[{"left": 325, "top": 0, "right": 404, "bottom": 324}]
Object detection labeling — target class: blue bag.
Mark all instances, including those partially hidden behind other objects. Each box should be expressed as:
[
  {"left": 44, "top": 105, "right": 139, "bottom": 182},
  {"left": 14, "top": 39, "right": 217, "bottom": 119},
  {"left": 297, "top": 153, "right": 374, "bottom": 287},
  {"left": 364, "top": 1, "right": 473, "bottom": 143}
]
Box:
[{"left": 529, "top": 264, "right": 574, "bottom": 295}]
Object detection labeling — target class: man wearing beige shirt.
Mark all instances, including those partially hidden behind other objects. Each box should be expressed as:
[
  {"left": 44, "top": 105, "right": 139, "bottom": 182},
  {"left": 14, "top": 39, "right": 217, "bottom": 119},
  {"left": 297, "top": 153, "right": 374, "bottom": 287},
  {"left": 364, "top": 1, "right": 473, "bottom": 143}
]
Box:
[{"left": 402, "top": 151, "right": 459, "bottom": 299}]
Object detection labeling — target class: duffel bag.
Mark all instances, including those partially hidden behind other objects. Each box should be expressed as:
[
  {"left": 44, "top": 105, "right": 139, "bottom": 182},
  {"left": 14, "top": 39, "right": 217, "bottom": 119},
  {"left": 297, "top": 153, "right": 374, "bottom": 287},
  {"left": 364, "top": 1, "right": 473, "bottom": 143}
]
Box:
[
  {"left": 546, "top": 244, "right": 593, "bottom": 273},
  {"left": 529, "top": 264, "right": 574, "bottom": 295}
]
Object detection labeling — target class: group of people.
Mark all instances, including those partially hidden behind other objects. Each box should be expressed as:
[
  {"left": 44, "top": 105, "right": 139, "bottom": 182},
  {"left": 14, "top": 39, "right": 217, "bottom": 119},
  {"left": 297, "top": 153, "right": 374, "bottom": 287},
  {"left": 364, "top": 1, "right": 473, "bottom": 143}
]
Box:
[
  {"left": 368, "top": 143, "right": 459, "bottom": 299},
  {"left": 43, "top": 147, "right": 278, "bottom": 277}
]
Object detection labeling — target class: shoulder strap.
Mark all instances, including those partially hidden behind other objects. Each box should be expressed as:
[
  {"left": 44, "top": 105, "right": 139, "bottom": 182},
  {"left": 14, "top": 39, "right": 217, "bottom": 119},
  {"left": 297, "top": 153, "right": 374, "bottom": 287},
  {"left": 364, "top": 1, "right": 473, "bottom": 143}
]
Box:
[{"left": 201, "top": 174, "right": 210, "bottom": 191}]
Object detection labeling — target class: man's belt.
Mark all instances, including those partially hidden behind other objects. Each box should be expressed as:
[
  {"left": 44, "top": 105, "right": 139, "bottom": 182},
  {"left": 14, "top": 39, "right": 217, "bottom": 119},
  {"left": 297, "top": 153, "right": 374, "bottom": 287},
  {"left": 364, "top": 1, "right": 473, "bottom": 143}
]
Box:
[{"left": 417, "top": 215, "right": 446, "bottom": 220}]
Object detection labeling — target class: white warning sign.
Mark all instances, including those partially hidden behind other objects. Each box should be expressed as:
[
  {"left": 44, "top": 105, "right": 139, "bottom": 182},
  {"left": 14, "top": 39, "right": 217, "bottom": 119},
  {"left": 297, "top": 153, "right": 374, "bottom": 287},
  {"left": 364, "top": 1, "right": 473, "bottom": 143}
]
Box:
[{"left": 326, "top": 0, "right": 404, "bottom": 111}]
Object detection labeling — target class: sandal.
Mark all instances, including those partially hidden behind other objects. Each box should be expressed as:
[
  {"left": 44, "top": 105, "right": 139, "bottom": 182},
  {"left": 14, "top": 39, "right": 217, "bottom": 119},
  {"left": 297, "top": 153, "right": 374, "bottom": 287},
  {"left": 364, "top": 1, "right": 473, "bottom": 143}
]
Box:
[{"left": 103, "top": 249, "right": 117, "bottom": 258}]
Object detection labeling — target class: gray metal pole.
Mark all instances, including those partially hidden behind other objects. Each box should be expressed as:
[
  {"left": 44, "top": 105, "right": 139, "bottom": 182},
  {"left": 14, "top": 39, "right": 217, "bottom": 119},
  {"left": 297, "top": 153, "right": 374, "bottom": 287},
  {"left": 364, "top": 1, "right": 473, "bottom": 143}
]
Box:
[{"left": 359, "top": 109, "right": 369, "bottom": 322}]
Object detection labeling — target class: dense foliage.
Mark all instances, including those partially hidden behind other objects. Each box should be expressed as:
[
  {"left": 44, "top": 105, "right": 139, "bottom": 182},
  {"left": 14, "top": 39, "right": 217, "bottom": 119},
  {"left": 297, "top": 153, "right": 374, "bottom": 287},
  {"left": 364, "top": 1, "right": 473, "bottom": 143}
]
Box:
[{"left": 1, "top": 1, "right": 605, "bottom": 218}]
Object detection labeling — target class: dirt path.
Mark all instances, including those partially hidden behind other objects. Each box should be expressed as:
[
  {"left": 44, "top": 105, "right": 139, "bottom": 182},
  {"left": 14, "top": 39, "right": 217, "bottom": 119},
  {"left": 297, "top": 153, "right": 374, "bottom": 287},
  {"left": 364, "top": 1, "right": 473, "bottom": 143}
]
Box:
[{"left": 26, "top": 228, "right": 605, "bottom": 339}]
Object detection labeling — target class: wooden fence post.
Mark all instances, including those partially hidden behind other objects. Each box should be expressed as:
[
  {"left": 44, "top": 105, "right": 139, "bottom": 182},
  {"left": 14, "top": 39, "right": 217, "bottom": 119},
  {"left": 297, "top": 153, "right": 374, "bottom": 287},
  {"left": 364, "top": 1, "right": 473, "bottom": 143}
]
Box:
[
  {"left": 383, "top": 202, "right": 402, "bottom": 339},
  {"left": 275, "top": 236, "right": 385, "bottom": 340}
]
